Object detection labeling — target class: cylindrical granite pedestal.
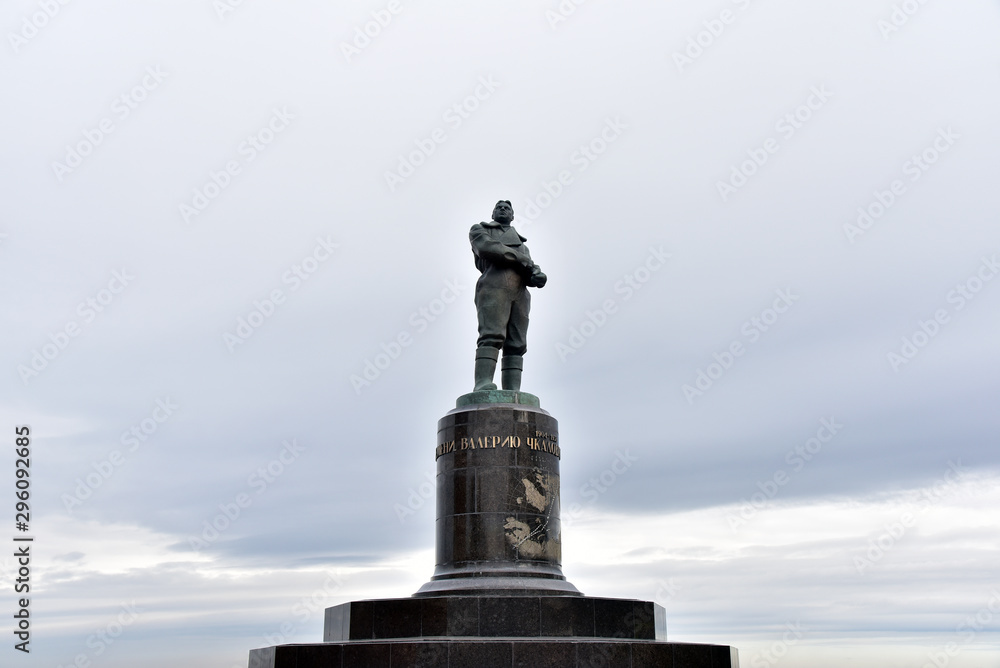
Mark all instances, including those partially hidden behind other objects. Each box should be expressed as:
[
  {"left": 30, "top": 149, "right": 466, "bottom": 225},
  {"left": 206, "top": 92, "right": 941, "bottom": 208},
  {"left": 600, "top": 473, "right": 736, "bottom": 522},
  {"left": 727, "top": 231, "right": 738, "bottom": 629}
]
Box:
[{"left": 416, "top": 391, "right": 579, "bottom": 596}]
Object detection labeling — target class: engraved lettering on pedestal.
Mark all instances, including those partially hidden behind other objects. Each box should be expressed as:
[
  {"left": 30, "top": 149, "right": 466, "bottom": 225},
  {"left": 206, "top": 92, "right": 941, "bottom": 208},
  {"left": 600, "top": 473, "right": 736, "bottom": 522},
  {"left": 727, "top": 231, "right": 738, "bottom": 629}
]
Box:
[
  {"left": 436, "top": 434, "right": 529, "bottom": 458},
  {"left": 435, "top": 440, "right": 456, "bottom": 458}
]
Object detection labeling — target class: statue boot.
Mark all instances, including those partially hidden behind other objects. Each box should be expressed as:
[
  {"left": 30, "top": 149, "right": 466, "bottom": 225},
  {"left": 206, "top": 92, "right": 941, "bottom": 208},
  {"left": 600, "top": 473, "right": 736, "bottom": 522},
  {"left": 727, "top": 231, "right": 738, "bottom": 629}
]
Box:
[
  {"left": 501, "top": 354, "right": 523, "bottom": 391},
  {"left": 474, "top": 346, "right": 499, "bottom": 391}
]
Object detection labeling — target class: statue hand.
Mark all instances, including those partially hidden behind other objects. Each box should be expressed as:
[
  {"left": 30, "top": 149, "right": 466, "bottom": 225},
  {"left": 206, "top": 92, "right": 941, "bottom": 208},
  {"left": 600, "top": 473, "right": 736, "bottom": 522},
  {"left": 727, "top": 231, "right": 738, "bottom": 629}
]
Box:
[{"left": 530, "top": 271, "right": 547, "bottom": 288}]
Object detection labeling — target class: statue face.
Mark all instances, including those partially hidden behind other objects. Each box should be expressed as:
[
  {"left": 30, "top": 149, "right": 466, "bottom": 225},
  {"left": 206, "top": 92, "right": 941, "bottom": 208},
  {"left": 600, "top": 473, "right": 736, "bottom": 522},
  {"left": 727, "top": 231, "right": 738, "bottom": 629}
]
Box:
[{"left": 493, "top": 201, "right": 513, "bottom": 223}]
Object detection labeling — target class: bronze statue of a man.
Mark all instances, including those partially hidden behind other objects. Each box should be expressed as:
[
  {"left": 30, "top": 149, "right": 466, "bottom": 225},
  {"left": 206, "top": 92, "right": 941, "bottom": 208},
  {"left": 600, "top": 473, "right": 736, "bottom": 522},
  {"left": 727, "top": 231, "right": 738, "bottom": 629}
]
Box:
[{"left": 469, "top": 200, "right": 547, "bottom": 391}]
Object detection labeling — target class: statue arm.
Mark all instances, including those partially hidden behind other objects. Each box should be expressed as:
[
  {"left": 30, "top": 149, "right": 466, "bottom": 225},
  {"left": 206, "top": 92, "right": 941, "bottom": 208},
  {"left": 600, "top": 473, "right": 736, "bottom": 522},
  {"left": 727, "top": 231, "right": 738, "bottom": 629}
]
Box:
[{"left": 469, "top": 226, "right": 533, "bottom": 270}]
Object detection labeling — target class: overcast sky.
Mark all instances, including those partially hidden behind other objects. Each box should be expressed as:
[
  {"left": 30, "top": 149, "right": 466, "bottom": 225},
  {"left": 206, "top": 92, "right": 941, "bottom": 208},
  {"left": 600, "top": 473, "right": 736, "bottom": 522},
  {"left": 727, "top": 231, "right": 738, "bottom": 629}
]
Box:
[{"left": 2, "top": 1, "right": 999, "bottom": 667}]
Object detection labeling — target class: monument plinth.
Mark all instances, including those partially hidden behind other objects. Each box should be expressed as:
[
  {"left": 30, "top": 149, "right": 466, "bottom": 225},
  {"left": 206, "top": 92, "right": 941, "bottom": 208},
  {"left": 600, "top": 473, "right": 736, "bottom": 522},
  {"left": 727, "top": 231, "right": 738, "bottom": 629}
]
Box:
[
  {"left": 247, "top": 201, "right": 739, "bottom": 667},
  {"left": 417, "top": 393, "right": 577, "bottom": 596},
  {"left": 249, "top": 395, "right": 740, "bottom": 667}
]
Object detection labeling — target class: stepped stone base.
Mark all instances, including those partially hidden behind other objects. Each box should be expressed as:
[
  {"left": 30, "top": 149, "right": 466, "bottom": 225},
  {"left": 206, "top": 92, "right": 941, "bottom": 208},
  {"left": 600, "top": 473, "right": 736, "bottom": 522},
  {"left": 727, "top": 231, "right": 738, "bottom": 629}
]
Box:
[
  {"left": 247, "top": 396, "right": 740, "bottom": 667},
  {"left": 249, "top": 638, "right": 739, "bottom": 667},
  {"left": 323, "top": 595, "right": 665, "bottom": 641},
  {"left": 248, "top": 594, "right": 738, "bottom": 667}
]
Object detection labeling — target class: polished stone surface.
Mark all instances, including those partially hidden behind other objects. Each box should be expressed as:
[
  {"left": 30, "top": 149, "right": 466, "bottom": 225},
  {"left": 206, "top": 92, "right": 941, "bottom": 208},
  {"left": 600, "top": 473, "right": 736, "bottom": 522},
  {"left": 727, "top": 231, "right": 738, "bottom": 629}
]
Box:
[
  {"left": 249, "top": 640, "right": 740, "bottom": 667},
  {"left": 247, "top": 398, "right": 742, "bottom": 667},
  {"left": 324, "top": 595, "right": 665, "bottom": 642},
  {"left": 420, "top": 402, "right": 576, "bottom": 596}
]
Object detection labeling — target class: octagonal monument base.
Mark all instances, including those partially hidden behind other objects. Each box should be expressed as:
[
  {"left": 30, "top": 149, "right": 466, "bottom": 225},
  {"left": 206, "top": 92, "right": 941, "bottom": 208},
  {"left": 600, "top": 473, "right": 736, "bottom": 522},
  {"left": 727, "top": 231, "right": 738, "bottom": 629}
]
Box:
[{"left": 248, "top": 394, "right": 739, "bottom": 667}]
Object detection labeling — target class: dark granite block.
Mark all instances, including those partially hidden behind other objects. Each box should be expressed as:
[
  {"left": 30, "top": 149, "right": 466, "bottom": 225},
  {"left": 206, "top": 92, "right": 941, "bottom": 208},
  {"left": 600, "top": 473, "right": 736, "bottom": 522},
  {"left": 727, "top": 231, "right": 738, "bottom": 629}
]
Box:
[
  {"left": 675, "top": 642, "right": 712, "bottom": 668},
  {"left": 419, "top": 596, "right": 480, "bottom": 637},
  {"left": 512, "top": 640, "right": 576, "bottom": 667},
  {"left": 438, "top": 467, "right": 475, "bottom": 516},
  {"left": 273, "top": 647, "right": 298, "bottom": 666},
  {"left": 632, "top": 641, "right": 674, "bottom": 667},
  {"left": 435, "top": 517, "right": 454, "bottom": 564},
  {"left": 374, "top": 599, "right": 422, "bottom": 639},
  {"left": 632, "top": 602, "right": 656, "bottom": 640},
  {"left": 419, "top": 597, "right": 447, "bottom": 637},
  {"left": 437, "top": 471, "right": 452, "bottom": 516},
  {"left": 253, "top": 640, "right": 736, "bottom": 668},
  {"left": 349, "top": 600, "right": 375, "bottom": 640},
  {"left": 294, "top": 644, "right": 343, "bottom": 666},
  {"left": 710, "top": 645, "right": 735, "bottom": 668},
  {"left": 447, "top": 513, "right": 471, "bottom": 563},
  {"left": 450, "top": 513, "right": 510, "bottom": 563},
  {"left": 389, "top": 642, "right": 449, "bottom": 668},
  {"left": 449, "top": 641, "right": 512, "bottom": 667},
  {"left": 479, "top": 596, "right": 540, "bottom": 637},
  {"left": 436, "top": 449, "right": 456, "bottom": 473},
  {"left": 327, "top": 595, "right": 670, "bottom": 643},
  {"left": 343, "top": 641, "right": 391, "bottom": 667},
  {"left": 473, "top": 409, "right": 516, "bottom": 438},
  {"left": 594, "top": 599, "right": 636, "bottom": 639},
  {"left": 540, "top": 595, "right": 595, "bottom": 637},
  {"left": 449, "top": 446, "right": 509, "bottom": 470},
  {"left": 445, "top": 411, "right": 469, "bottom": 426},
  {"left": 576, "top": 642, "right": 631, "bottom": 668},
  {"left": 445, "top": 597, "right": 480, "bottom": 636},
  {"left": 513, "top": 420, "right": 532, "bottom": 446},
  {"left": 475, "top": 466, "right": 522, "bottom": 513}
]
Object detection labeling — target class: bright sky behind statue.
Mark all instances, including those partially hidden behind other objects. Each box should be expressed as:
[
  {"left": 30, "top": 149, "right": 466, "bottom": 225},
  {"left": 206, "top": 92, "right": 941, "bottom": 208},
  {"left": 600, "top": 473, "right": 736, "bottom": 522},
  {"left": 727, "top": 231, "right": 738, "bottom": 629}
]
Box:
[{"left": 1, "top": 1, "right": 999, "bottom": 666}]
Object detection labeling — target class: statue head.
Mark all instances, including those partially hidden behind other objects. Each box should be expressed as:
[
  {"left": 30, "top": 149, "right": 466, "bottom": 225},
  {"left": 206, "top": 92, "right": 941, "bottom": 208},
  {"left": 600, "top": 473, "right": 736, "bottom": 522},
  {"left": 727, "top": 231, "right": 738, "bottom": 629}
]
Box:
[{"left": 492, "top": 200, "right": 513, "bottom": 224}]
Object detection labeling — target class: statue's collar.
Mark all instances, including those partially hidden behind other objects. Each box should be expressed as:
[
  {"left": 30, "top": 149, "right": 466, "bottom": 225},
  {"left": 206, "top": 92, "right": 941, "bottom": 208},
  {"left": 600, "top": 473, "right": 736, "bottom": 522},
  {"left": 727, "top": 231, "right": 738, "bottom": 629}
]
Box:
[{"left": 482, "top": 220, "right": 527, "bottom": 242}]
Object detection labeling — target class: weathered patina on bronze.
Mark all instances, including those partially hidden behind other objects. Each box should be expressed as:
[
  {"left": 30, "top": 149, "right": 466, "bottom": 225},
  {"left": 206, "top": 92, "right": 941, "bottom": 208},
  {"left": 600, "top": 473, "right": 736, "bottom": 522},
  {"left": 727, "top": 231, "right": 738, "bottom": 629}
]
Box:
[{"left": 469, "top": 200, "right": 547, "bottom": 392}]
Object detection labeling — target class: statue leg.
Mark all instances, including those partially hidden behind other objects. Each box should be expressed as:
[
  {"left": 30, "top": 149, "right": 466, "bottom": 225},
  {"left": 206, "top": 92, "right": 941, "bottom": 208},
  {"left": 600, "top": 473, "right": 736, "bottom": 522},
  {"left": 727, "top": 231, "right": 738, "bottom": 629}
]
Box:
[
  {"left": 474, "top": 284, "right": 507, "bottom": 391},
  {"left": 501, "top": 288, "right": 530, "bottom": 391},
  {"left": 474, "top": 346, "right": 499, "bottom": 391},
  {"left": 501, "top": 354, "right": 523, "bottom": 391}
]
